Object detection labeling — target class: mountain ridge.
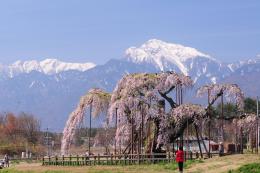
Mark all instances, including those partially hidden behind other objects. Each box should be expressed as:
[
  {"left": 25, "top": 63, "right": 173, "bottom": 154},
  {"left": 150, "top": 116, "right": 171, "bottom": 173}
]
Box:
[
  {"left": 0, "top": 58, "right": 96, "bottom": 77},
  {"left": 125, "top": 39, "right": 215, "bottom": 75},
  {"left": 0, "top": 39, "right": 259, "bottom": 130}
]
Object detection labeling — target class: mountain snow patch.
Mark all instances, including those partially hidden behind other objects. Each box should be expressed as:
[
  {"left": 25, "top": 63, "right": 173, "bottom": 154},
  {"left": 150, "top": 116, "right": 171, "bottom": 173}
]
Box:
[
  {"left": 125, "top": 39, "right": 214, "bottom": 75},
  {"left": 2, "top": 59, "right": 96, "bottom": 77}
]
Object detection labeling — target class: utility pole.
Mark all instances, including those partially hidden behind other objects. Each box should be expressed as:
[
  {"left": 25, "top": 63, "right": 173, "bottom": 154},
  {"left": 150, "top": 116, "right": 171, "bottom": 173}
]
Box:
[
  {"left": 89, "top": 103, "right": 92, "bottom": 154},
  {"left": 141, "top": 105, "right": 144, "bottom": 154},
  {"left": 176, "top": 86, "right": 179, "bottom": 149},
  {"left": 208, "top": 89, "right": 211, "bottom": 158},
  {"left": 44, "top": 128, "right": 52, "bottom": 156},
  {"left": 221, "top": 94, "right": 224, "bottom": 143},
  {"left": 257, "top": 96, "right": 259, "bottom": 154},
  {"left": 180, "top": 85, "right": 184, "bottom": 147}
]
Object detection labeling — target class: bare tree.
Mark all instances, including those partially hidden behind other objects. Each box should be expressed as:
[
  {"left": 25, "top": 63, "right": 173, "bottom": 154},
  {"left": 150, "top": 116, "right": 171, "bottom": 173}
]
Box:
[{"left": 17, "top": 112, "right": 41, "bottom": 144}]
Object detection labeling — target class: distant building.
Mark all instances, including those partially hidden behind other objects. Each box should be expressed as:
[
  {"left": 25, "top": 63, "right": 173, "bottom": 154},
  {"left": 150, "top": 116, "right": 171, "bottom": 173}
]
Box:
[{"left": 174, "top": 136, "right": 219, "bottom": 153}]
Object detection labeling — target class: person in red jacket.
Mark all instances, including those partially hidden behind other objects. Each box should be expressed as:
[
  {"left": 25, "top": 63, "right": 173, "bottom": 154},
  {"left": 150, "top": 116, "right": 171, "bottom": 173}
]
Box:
[{"left": 176, "top": 146, "right": 184, "bottom": 173}]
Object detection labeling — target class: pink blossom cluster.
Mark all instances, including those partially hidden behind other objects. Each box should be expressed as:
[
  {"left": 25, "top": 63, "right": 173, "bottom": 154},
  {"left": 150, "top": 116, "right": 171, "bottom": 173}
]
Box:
[
  {"left": 157, "top": 104, "right": 206, "bottom": 146},
  {"left": 61, "top": 88, "right": 111, "bottom": 155},
  {"left": 61, "top": 71, "right": 246, "bottom": 154},
  {"left": 236, "top": 113, "right": 257, "bottom": 133},
  {"left": 197, "top": 84, "right": 244, "bottom": 110},
  {"left": 109, "top": 72, "right": 193, "bottom": 146},
  {"left": 170, "top": 104, "right": 206, "bottom": 126}
]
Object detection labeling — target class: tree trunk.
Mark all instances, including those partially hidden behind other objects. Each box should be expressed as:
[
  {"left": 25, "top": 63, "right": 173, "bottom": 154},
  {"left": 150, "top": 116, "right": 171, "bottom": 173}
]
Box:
[{"left": 195, "top": 125, "right": 203, "bottom": 158}]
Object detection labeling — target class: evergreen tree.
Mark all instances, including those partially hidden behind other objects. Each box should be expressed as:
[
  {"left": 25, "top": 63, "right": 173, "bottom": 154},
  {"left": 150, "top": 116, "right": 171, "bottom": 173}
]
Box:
[{"left": 244, "top": 97, "right": 257, "bottom": 113}]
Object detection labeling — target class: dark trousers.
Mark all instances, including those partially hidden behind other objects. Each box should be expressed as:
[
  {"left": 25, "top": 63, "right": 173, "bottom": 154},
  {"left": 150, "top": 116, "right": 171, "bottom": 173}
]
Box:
[{"left": 178, "top": 162, "right": 183, "bottom": 172}]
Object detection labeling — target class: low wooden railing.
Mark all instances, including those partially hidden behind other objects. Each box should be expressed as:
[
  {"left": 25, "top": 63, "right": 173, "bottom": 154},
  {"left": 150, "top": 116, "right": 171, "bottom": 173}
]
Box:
[
  {"left": 42, "top": 152, "right": 221, "bottom": 166},
  {"left": 42, "top": 153, "right": 175, "bottom": 166}
]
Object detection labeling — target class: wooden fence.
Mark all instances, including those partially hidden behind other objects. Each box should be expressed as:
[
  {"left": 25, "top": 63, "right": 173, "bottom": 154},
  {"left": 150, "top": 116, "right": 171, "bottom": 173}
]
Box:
[
  {"left": 42, "top": 152, "right": 216, "bottom": 166},
  {"left": 42, "top": 153, "right": 175, "bottom": 166}
]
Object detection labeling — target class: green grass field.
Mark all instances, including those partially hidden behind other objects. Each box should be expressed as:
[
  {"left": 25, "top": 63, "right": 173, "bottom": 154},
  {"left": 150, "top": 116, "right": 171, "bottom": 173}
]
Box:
[
  {"left": 0, "top": 160, "right": 201, "bottom": 173},
  {"left": 1, "top": 154, "right": 260, "bottom": 173},
  {"left": 228, "top": 163, "right": 260, "bottom": 173}
]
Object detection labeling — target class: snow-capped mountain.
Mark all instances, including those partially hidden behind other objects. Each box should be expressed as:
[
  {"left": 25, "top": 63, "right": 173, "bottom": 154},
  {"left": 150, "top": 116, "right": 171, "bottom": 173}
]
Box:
[
  {"left": 125, "top": 39, "right": 231, "bottom": 85},
  {"left": 227, "top": 56, "right": 260, "bottom": 73},
  {"left": 126, "top": 39, "right": 213, "bottom": 75},
  {"left": 0, "top": 59, "right": 96, "bottom": 77},
  {"left": 0, "top": 39, "right": 259, "bottom": 131},
  {"left": 222, "top": 55, "right": 260, "bottom": 97}
]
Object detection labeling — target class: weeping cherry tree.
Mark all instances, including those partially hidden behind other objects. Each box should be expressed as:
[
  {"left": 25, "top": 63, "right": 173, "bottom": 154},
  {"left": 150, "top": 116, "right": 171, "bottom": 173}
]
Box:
[
  {"left": 108, "top": 72, "right": 193, "bottom": 153},
  {"left": 61, "top": 88, "right": 111, "bottom": 155}
]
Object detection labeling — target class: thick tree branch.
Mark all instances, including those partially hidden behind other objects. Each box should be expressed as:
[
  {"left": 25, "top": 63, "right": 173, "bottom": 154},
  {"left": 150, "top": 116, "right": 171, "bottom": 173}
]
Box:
[
  {"left": 209, "top": 90, "right": 224, "bottom": 107},
  {"left": 169, "top": 116, "right": 195, "bottom": 142},
  {"left": 159, "top": 92, "right": 177, "bottom": 108},
  {"left": 164, "top": 85, "right": 176, "bottom": 95},
  {"left": 158, "top": 86, "right": 177, "bottom": 108},
  {"left": 205, "top": 89, "right": 224, "bottom": 115}
]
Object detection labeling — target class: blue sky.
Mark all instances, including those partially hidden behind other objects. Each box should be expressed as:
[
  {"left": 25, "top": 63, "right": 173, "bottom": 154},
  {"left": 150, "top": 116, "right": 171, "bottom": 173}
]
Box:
[{"left": 0, "top": 0, "right": 259, "bottom": 64}]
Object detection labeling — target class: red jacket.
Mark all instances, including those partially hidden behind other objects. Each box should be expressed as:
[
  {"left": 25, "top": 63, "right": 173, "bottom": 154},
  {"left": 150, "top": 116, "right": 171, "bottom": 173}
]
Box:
[{"left": 176, "top": 150, "right": 184, "bottom": 162}]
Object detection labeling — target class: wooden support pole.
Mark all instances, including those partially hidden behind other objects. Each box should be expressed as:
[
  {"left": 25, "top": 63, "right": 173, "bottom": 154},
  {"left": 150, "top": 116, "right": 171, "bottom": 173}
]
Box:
[
  {"left": 147, "top": 120, "right": 151, "bottom": 154},
  {"left": 175, "top": 85, "right": 179, "bottom": 105},
  {"left": 180, "top": 85, "right": 183, "bottom": 104},
  {"left": 199, "top": 128, "right": 209, "bottom": 155},
  {"left": 131, "top": 113, "right": 134, "bottom": 156},
  {"left": 221, "top": 94, "right": 224, "bottom": 143},
  {"left": 208, "top": 89, "right": 211, "bottom": 158},
  {"left": 256, "top": 96, "right": 259, "bottom": 154},
  {"left": 235, "top": 119, "right": 238, "bottom": 153},
  {"left": 181, "top": 86, "right": 184, "bottom": 147},
  {"left": 141, "top": 105, "right": 144, "bottom": 154},
  {"left": 179, "top": 85, "right": 183, "bottom": 147},
  {"left": 196, "top": 124, "right": 209, "bottom": 155},
  {"left": 240, "top": 127, "right": 243, "bottom": 154},
  {"left": 186, "top": 118, "right": 189, "bottom": 160},
  {"left": 118, "top": 112, "right": 121, "bottom": 154},
  {"left": 138, "top": 128, "right": 140, "bottom": 155},
  {"left": 89, "top": 103, "right": 92, "bottom": 154},
  {"left": 195, "top": 125, "right": 203, "bottom": 158},
  {"left": 115, "top": 108, "right": 118, "bottom": 155},
  {"left": 173, "top": 141, "right": 175, "bottom": 153}
]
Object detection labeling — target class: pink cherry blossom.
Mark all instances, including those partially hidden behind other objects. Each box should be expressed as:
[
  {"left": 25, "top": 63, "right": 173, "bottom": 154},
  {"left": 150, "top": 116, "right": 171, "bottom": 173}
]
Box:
[
  {"left": 197, "top": 84, "right": 244, "bottom": 110},
  {"left": 61, "top": 88, "right": 111, "bottom": 155}
]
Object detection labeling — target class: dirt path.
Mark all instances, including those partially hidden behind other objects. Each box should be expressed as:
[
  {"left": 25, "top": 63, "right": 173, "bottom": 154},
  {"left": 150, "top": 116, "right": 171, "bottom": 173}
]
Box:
[{"left": 186, "top": 154, "right": 260, "bottom": 173}]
